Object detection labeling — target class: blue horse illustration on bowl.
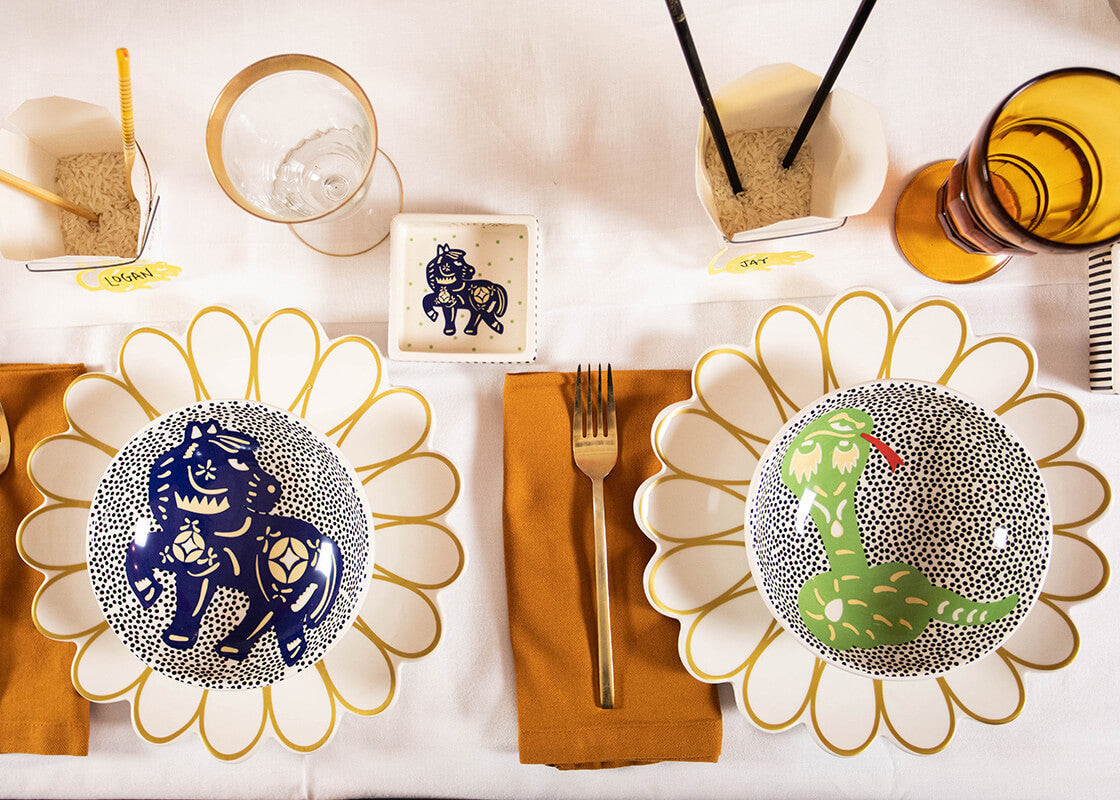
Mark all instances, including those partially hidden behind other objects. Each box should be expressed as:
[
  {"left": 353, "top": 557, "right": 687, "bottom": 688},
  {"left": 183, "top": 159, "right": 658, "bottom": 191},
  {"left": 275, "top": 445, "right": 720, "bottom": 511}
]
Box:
[
  {"left": 421, "top": 243, "right": 508, "bottom": 336},
  {"left": 125, "top": 420, "right": 342, "bottom": 667}
]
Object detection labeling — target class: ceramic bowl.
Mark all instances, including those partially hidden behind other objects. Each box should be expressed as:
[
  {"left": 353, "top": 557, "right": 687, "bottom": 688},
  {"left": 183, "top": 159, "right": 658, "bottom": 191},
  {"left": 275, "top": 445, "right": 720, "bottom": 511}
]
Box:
[
  {"left": 86, "top": 398, "right": 373, "bottom": 690},
  {"left": 744, "top": 379, "right": 1052, "bottom": 680}
]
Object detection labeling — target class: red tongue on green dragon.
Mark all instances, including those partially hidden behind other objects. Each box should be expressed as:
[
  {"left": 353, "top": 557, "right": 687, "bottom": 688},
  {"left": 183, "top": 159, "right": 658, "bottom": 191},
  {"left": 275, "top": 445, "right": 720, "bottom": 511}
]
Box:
[{"left": 861, "top": 433, "right": 904, "bottom": 473}]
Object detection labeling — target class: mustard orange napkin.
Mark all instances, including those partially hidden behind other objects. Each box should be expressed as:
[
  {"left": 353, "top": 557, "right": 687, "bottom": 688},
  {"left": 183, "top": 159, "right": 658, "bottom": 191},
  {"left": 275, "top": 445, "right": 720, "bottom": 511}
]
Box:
[
  {"left": 0, "top": 363, "right": 90, "bottom": 756},
  {"left": 502, "top": 369, "right": 721, "bottom": 769}
]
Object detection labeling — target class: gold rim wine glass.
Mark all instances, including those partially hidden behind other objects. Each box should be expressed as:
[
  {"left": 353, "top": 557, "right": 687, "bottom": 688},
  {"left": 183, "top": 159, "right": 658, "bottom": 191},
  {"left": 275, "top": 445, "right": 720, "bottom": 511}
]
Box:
[
  {"left": 894, "top": 67, "right": 1120, "bottom": 283},
  {"left": 206, "top": 54, "right": 402, "bottom": 257}
]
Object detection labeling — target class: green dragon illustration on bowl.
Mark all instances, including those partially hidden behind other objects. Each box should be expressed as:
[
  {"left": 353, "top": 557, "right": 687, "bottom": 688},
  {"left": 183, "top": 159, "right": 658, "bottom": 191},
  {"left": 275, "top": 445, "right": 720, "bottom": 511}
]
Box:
[{"left": 781, "top": 407, "right": 1020, "bottom": 651}]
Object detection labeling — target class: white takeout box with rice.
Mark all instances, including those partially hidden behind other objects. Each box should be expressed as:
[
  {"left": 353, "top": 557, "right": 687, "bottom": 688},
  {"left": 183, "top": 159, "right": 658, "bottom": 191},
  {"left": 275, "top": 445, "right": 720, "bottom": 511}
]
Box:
[
  {"left": 696, "top": 63, "right": 887, "bottom": 244},
  {"left": 0, "top": 96, "right": 158, "bottom": 271}
]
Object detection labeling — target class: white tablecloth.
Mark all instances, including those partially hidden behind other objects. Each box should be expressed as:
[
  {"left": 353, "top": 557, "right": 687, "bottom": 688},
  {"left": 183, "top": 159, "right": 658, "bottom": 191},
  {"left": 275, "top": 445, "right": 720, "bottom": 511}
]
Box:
[{"left": 1, "top": 1, "right": 1118, "bottom": 797}]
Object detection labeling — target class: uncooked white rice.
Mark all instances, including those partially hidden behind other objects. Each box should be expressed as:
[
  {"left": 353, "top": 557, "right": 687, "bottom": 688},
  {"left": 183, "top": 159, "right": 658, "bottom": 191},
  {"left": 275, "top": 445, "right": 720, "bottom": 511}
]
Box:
[
  {"left": 704, "top": 127, "right": 813, "bottom": 236},
  {"left": 55, "top": 152, "right": 140, "bottom": 257}
]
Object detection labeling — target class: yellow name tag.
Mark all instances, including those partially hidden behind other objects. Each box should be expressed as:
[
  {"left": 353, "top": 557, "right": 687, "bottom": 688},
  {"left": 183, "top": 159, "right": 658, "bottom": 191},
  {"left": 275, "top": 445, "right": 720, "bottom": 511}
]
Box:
[
  {"left": 708, "top": 250, "right": 814, "bottom": 275},
  {"left": 77, "top": 261, "right": 182, "bottom": 292}
]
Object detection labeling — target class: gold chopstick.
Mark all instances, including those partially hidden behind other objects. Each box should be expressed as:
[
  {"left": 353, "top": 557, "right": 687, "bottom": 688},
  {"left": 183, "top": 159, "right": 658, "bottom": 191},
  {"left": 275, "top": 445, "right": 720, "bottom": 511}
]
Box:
[
  {"left": 0, "top": 168, "right": 99, "bottom": 223},
  {"left": 117, "top": 47, "right": 137, "bottom": 201}
]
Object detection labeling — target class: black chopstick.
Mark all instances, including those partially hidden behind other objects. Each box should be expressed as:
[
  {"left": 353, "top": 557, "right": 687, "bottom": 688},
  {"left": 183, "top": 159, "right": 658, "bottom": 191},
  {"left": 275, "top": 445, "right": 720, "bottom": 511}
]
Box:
[
  {"left": 665, "top": 0, "right": 743, "bottom": 195},
  {"left": 782, "top": 0, "right": 879, "bottom": 169}
]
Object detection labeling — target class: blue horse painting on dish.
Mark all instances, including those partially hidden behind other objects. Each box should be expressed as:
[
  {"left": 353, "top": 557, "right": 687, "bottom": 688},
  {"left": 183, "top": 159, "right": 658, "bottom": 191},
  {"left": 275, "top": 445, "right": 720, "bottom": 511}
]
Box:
[
  {"left": 125, "top": 420, "right": 342, "bottom": 667},
  {"left": 421, "top": 243, "right": 508, "bottom": 336}
]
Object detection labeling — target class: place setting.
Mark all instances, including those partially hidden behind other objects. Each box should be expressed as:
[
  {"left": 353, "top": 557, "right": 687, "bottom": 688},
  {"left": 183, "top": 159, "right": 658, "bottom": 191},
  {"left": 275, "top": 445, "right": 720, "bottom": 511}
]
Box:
[
  {"left": 0, "top": 1, "right": 1118, "bottom": 793},
  {"left": 16, "top": 307, "right": 465, "bottom": 759},
  {"left": 502, "top": 0, "right": 1114, "bottom": 768}
]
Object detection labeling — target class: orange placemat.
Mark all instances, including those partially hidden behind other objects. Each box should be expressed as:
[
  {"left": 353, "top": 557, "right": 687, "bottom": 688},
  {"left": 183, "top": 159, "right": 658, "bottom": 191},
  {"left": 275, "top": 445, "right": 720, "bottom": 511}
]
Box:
[
  {"left": 503, "top": 369, "right": 721, "bottom": 769},
  {"left": 0, "top": 363, "right": 90, "bottom": 756}
]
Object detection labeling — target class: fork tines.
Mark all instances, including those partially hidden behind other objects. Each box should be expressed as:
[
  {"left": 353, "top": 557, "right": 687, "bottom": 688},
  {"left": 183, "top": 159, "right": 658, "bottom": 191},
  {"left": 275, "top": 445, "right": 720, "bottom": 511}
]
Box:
[{"left": 573, "top": 364, "right": 614, "bottom": 439}]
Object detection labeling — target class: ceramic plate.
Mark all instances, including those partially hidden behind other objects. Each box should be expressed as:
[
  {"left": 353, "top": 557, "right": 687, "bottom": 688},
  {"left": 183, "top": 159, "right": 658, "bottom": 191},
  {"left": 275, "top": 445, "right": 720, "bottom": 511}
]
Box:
[
  {"left": 634, "top": 289, "right": 1109, "bottom": 755},
  {"left": 745, "top": 380, "right": 1051, "bottom": 681},
  {"left": 388, "top": 213, "right": 538, "bottom": 362},
  {"left": 18, "top": 307, "right": 465, "bottom": 759}
]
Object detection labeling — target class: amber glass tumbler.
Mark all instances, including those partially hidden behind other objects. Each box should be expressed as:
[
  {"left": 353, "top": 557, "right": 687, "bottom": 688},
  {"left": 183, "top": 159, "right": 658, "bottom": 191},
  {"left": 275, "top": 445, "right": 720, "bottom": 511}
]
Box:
[{"left": 895, "top": 68, "right": 1120, "bottom": 283}]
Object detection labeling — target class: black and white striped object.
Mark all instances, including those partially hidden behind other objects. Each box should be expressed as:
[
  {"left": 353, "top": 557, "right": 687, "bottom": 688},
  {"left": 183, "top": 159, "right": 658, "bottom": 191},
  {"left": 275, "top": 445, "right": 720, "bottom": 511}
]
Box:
[{"left": 1089, "top": 244, "right": 1117, "bottom": 393}]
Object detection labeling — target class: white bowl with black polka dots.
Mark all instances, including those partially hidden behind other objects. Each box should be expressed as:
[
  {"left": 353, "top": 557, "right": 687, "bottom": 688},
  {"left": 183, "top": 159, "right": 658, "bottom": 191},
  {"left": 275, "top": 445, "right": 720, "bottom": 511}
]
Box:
[
  {"left": 87, "top": 399, "right": 373, "bottom": 691},
  {"left": 745, "top": 380, "right": 1052, "bottom": 681}
]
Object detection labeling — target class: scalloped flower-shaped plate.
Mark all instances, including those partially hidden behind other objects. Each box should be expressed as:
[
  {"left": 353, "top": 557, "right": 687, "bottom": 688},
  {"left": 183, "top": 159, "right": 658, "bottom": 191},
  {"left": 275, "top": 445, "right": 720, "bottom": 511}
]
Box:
[
  {"left": 634, "top": 289, "right": 1109, "bottom": 755},
  {"left": 18, "top": 307, "right": 466, "bottom": 760}
]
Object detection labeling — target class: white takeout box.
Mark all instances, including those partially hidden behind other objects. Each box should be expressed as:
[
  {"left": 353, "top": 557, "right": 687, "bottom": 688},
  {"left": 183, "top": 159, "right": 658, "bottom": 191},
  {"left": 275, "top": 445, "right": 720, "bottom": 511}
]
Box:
[
  {"left": 0, "top": 96, "right": 159, "bottom": 270},
  {"left": 696, "top": 63, "right": 888, "bottom": 243}
]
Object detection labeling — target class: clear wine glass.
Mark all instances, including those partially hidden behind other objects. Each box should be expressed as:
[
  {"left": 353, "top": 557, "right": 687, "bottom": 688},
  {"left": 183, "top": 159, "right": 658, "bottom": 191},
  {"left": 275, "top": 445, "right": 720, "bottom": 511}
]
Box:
[
  {"left": 894, "top": 67, "right": 1120, "bottom": 283},
  {"left": 206, "top": 54, "right": 402, "bottom": 256}
]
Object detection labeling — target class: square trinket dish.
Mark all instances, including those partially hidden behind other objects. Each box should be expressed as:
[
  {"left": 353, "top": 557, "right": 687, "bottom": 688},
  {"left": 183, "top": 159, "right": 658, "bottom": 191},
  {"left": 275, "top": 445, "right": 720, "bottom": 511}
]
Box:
[{"left": 389, "top": 213, "right": 538, "bottom": 362}]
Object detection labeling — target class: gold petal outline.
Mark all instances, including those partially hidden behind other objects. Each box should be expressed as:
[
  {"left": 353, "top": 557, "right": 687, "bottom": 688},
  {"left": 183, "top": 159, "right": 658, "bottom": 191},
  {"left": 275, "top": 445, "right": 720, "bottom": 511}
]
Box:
[
  {"left": 117, "top": 326, "right": 204, "bottom": 417},
  {"left": 636, "top": 474, "right": 745, "bottom": 545},
  {"left": 738, "top": 622, "right": 810, "bottom": 732},
  {"left": 1002, "top": 391, "right": 1086, "bottom": 463},
  {"left": 251, "top": 308, "right": 322, "bottom": 409},
  {"left": 264, "top": 682, "right": 337, "bottom": 754},
  {"left": 20, "top": 431, "right": 114, "bottom": 659},
  {"left": 740, "top": 630, "right": 959, "bottom": 755},
  {"left": 822, "top": 289, "right": 895, "bottom": 388},
  {"left": 941, "top": 649, "right": 1026, "bottom": 725},
  {"left": 876, "top": 678, "right": 957, "bottom": 755},
  {"left": 1001, "top": 597, "right": 1081, "bottom": 671},
  {"left": 1042, "top": 461, "right": 1111, "bottom": 529},
  {"left": 808, "top": 662, "right": 882, "bottom": 757},
  {"left": 71, "top": 626, "right": 147, "bottom": 702},
  {"left": 684, "top": 586, "right": 768, "bottom": 681},
  {"left": 652, "top": 407, "right": 759, "bottom": 483},
  {"left": 29, "top": 565, "right": 102, "bottom": 641},
  {"left": 297, "top": 335, "right": 384, "bottom": 436},
  {"left": 132, "top": 671, "right": 204, "bottom": 744},
  {"left": 1043, "top": 529, "right": 1110, "bottom": 602},
  {"left": 25, "top": 433, "right": 113, "bottom": 503},
  {"left": 16, "top": 501, "right": 89, "bottom": 571},
  {"left": 692, "top": 347, "right": 785, "bottom": 445},
  {"left": 361, "top": 452, "right": 462, "bottom": 522},
  {"left": 882, "top": 298, "right": 969, "bottom": 384},
  {"left": 335, "top": 387, "right": 434, "bottom": 469},
  {"left": 740, "top": 634, "right": 959, "bottom": 755},
  {"left": 186, "top": 305, "right": 256, "bottom": 401},
  {"left": 319, "top": 639, "right": 398, "bottom": 716},
  {"left": 753, "top": 303, "right": 827, "bottom": 420},
  {"left": 357, "top": 576, "right": 443, "bottom": 659},
  {"left": 646, "top": 539, "right": 751, "bottom": 617},
  {"left": 63, "top": 373, "right": 154, "bottom": 453},
  {"left": 197, "top": 690, "right": 269, "bottom": 762},
  {"left": 372, "top": 520, "right": 466, "bottom": 591},
  {"left": 943, "top": 336, "right": 1036, "bottom": 414}
]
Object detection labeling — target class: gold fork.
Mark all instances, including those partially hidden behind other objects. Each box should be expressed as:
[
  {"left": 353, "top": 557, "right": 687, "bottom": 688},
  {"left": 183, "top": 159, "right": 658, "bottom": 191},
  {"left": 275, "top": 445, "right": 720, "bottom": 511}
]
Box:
[{"left": 572, "top": 364, "right": 617, "bottom": 709}]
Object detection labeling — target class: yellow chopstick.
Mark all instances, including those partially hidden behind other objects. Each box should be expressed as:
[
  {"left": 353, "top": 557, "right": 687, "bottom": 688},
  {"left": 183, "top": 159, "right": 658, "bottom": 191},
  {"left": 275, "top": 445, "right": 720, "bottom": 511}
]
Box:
[
  {"left": 116, "top": 47, "right": 137, "bottom": 201},
  {"left": 0, "top": 168, "right": 99, "bottom": 222}
]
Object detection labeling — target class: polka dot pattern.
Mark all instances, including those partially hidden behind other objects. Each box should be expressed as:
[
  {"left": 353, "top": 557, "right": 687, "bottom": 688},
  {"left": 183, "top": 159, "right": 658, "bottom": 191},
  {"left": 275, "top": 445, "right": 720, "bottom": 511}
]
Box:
[
  {"left": 87, "top": 400, "right": 373, "bottom": 690},
  {"left": 746, "top": 381, "right": 1051, "bottom": 679}
]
